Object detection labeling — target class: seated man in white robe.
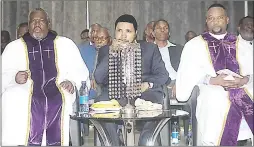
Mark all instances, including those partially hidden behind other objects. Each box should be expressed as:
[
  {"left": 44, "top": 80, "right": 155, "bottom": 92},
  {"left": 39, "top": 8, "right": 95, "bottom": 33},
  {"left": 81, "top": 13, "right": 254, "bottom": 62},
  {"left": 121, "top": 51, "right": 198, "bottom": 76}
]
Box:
[
  {"left": 176, "top": 4, "right": 253, "bottom": 146},
  {"left": 2, "top": 8, "right": 90, "bottom": 146},
  {"left": 236, "top": 15, "right": 253, "bottom": 145}
]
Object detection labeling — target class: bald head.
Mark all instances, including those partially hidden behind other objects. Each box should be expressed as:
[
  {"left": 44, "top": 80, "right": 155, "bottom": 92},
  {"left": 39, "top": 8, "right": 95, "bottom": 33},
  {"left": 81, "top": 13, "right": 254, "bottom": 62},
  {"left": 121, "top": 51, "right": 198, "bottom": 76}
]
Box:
[
  {"left": 238, "top": 16, "right": 253, "bottom": 41},
  {"left": 94, "top": 27, "right": 111, "bottom": 48},
  {"left": 91, "top": 23, "right": 101, "bottom": 28},
  {"left": 90, "top": 23, "right": 101, "bottom": 34},
  {"left": 89, "top": 23, "right": 102, "bottom": 42},
  {"left": 99, "top": 27, "right": 110, "bottom": 37}
]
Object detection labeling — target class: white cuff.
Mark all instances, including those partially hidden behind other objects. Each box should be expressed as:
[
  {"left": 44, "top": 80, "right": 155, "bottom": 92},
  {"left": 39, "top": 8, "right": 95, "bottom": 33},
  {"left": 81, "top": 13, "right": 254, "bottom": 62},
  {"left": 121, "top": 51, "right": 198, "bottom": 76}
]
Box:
[
  {"left": 246, "top": 75, "right": 253, "bottom": 85},
  {"left": 198, "top": 75, "right": 212, "bottom": 85},
  {"left": 242, "top": 75, "right": 253, "bottom": 88}
]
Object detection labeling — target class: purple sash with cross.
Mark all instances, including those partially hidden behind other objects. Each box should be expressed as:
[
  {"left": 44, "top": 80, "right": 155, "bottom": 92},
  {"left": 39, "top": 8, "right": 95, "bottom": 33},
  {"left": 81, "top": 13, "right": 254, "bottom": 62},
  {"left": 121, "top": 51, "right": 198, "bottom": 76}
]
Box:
[
  {"left": 201, "top": 32, "right": 253, "bottom": 145},
  {"left": 22, "top": 32, "right": 63, "bottom": 146}
]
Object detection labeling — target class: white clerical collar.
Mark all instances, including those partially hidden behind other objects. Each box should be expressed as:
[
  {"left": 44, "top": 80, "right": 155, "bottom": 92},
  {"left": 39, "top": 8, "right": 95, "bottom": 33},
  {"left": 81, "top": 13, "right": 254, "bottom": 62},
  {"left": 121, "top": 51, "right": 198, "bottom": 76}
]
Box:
[
  {"left": 238, "top": 35, "right": 253, "bottom": 45},
  {"left": 154, "top": 40, "right": 176, "bottom": 48},
  {"left": 209, "top": 32, "right": 227, "bottom": 40}
]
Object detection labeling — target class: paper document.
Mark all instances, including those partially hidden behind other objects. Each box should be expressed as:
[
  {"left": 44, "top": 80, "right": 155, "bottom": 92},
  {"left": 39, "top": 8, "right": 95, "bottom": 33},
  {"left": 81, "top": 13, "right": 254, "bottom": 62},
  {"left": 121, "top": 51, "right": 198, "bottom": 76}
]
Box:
[{"left": 217, "top": 69, "right": 243, "bottom": 80}]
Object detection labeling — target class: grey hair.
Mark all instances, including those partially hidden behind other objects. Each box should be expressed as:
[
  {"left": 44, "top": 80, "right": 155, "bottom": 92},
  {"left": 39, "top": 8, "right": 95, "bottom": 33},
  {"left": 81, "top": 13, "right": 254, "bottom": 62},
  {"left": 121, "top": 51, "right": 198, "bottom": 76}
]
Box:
[{"left": 28, "top": 8, "right": 50, "bottom": 25}]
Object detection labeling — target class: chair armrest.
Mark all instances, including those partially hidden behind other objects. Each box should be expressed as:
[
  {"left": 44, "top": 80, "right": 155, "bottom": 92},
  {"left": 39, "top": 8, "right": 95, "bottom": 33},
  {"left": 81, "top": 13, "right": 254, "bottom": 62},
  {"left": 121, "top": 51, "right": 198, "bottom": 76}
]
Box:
[
  {"left": 163, "top": 84, "right": 170, "bottom": 110},
  {"left": 175, "top": 85, "right": 200, "bottom": 112},
  {"left": 186, "top": 85, "right": 200, "bottom": 114},
  {"left": 188, "top": 85, "right": 200, "bottom": 146}
]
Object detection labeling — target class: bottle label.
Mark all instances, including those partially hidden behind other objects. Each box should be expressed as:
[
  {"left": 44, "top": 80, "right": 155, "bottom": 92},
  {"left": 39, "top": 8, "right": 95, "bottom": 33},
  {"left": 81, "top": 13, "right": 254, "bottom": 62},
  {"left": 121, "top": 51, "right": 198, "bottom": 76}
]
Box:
[
  {"left": 80, "top": 104, "right": 89, "bottom": 113},
  {"left": 80, "top": 96, "right": 89, "bottom": 104},
  {"left": 172, "top": 131, "right": 179, "bottom": 139},
  {"left": 172, "top": 131, "right": 179, "bottom": 144}
]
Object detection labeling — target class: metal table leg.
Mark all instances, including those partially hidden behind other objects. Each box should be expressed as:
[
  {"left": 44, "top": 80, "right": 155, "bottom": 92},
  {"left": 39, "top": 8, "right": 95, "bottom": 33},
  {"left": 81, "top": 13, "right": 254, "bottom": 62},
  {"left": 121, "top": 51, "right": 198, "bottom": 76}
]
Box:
[
  {"left": 93, "top": 128, "right": 101, "bottom": 146},
  {"left": 145, "top": 118, "right": 171, "bottom": 146},
  {"left": 123, "top": 120, "right": 135, "bottom": 146},
  {"left": 160, "top": 120, "right": 171, "bottom": 146},
  {"left": 89, "top": 120, "right": 112, "bottom": 146}
]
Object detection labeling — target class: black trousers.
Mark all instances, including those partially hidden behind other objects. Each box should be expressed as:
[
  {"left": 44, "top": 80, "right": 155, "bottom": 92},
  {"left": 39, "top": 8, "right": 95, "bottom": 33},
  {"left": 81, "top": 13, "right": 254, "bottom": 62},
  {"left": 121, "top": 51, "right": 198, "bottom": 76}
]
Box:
[{"left": 99, "top": 120, "right": 161, "bottom": 146}]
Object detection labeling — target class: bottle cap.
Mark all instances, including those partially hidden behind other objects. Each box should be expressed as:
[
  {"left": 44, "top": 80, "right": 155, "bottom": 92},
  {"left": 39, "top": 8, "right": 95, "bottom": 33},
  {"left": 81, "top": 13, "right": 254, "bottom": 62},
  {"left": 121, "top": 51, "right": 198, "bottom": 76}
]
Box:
[{"left": 81, "top": 81, "right": 87, "bottom": 86}]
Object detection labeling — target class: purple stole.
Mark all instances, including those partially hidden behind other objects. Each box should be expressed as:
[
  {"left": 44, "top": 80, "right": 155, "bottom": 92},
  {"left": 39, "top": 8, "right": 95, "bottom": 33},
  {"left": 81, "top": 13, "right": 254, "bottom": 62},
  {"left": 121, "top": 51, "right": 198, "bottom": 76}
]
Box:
[
  {"left": 201, "top": 32, "right": 253, "bottom": 146},
  {"left": 22, "top": 32, "right": 63, "bottom": 146}
]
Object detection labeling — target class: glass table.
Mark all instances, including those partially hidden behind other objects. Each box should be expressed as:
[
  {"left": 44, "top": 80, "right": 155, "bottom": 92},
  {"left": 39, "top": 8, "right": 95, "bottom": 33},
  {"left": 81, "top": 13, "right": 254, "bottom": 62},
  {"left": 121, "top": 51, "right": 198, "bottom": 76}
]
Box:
[{"left": 70, "top": 109, "right": 189, "bottom": 146}]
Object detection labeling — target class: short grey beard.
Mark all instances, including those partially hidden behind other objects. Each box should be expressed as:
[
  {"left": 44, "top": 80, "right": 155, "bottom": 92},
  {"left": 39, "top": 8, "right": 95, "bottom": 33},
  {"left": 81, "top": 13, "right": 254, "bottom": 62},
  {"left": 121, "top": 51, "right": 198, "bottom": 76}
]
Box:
[{"left": 32, "top": 33, "right": 43, "bottom": 40}]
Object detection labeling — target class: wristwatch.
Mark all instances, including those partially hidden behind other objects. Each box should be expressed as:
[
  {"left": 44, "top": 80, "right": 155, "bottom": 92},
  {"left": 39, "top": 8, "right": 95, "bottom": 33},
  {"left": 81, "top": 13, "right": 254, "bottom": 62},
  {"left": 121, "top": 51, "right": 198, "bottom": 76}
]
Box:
[{"left": 148, "top": 82, "right": 153, "bottom": 88}]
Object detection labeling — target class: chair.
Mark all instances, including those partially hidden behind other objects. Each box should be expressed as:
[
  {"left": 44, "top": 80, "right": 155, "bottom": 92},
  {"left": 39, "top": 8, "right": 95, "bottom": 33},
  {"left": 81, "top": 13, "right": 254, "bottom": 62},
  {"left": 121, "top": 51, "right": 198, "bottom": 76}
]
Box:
[
  {"left": 160, "top": 84, "right": 199, "bottom": 146},
  {"left": 159, "top": 84, "right": 171, "bottom": 146}
]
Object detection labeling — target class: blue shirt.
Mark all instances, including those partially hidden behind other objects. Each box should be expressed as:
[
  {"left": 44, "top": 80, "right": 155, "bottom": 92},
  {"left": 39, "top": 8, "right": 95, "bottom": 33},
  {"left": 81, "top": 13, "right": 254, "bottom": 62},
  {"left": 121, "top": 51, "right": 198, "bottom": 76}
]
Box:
[{"left": 78, "top": 42, "right": 97, "bottom": 99}]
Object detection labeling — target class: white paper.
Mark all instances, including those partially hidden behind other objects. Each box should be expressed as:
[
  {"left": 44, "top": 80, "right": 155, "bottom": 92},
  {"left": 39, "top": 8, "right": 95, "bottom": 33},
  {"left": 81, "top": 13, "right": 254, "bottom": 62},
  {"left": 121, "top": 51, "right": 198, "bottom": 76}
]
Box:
[
  {"left": 217, "top": 69, "right": 243, "bottom": 80},
  {"left": 223, "top": 75, "right": 235, "bottom": 81},
  {"left": 134, "top": 98, "right": 162, "bottom": 110}
]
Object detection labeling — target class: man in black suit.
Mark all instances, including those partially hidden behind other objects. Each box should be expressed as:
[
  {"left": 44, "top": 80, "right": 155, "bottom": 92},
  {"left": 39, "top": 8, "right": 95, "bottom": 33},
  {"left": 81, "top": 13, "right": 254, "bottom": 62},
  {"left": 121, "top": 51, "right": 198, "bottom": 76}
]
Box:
[
  {"left": 94, "top": 14, "right": 169, "bottom": 146},
  {"left": 152, "top": 19, "right": 183, "bottom": 97}
]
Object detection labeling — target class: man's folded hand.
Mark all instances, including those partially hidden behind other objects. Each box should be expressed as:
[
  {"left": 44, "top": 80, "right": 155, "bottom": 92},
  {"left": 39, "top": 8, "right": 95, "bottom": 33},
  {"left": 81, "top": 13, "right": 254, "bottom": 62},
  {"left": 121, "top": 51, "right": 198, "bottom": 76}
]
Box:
[
  {"left": 60, "top": 80, "right": 74, "bottom": 94},
  {"left": 15, "top": 71, "right": 29, "bottom": 84}
]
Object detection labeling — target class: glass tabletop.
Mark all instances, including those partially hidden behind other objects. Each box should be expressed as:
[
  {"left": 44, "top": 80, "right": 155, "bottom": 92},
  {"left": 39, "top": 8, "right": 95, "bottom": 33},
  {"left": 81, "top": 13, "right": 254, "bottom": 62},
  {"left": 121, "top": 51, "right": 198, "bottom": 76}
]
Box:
[{"left": 70, "top": 109, "right": 189, "bottom": 121}]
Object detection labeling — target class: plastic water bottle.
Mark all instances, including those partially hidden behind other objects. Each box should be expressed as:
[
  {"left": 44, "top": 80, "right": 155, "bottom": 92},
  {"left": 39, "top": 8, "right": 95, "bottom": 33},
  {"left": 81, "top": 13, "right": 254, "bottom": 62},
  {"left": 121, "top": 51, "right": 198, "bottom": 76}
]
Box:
[
  {"left": 79, "top": 81, "right": 89, "bottom": 114},
  {"left": 172, "top": 121, "right": 179, "bottom": 146}
]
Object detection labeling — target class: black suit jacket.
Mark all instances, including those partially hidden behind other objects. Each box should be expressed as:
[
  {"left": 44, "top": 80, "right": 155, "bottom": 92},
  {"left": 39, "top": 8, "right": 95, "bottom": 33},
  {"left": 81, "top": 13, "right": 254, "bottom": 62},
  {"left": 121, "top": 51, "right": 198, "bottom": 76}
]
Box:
[
  {"left": 94, "top": 41, "right": 170, "bottom": 103},
  {"left": 167, "top": 43, "right": 183, "bottom": 71}
]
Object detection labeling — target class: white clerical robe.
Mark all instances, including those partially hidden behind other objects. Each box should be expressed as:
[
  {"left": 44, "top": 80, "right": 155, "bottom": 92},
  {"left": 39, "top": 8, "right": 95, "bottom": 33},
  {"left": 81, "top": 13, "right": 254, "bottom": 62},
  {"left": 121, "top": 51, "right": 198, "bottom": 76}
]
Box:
[
  {"left": 1, "top": 36, "right": 90, "bottom": 146},
  {"left": 176, "top": 34, "right": 253, "bottom": 146}
]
